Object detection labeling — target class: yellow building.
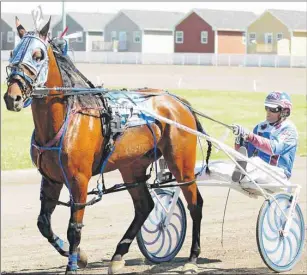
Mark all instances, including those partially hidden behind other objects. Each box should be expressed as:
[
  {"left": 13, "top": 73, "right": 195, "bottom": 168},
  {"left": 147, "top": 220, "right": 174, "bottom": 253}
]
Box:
[{"left": 246, "top": 9, "right": 306, "bottom": 56}]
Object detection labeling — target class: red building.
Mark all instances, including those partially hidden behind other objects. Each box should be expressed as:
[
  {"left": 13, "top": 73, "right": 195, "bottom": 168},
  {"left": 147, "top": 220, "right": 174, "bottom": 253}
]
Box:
[{"left": 174, "top": 9, "right": 257, "bottom": 54}]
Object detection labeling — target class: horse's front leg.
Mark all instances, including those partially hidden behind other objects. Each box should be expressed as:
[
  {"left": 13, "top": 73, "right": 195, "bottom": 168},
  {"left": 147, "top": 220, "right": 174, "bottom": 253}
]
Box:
[
  {"left": 37, "top": 177, "right": 69, "bottom": 255},
  {"left": 65, "top": 173, "right": 90, "bottom": 275},
  {"left": 38, "top": 177, "right": 88, "bottom": 271}
]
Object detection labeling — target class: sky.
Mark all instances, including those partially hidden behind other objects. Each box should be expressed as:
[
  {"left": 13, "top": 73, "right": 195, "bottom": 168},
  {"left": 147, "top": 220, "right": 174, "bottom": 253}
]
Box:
[{"left": 1, "top": 2, "right": 307, "bottom": 15}]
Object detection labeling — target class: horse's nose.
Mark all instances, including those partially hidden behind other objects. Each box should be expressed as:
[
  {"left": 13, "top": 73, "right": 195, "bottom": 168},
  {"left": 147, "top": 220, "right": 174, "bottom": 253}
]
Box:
[
  {"left": 7, "top": 93, "right": 22, "bottom": 103},
  {"left": 14, "top": 94, "right": 22, "bottom": 102},
  {"left": 3, "top": 90, "right": 23, "bottom": 111}
]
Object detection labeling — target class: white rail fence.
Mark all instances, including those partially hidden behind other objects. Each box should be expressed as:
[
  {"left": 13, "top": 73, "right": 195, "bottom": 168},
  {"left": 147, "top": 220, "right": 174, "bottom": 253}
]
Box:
[{"left": 1, "top": 51, "right": 306, "bottom": 68}]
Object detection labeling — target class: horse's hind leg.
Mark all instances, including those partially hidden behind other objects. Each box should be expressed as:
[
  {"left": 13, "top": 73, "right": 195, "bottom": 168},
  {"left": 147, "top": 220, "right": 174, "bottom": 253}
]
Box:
[
  {"left": 108, "top": 164, "right": 154, "bottom": 274},
  {"left": 161, "top": 132, "right": 203, "bottom": 274}
]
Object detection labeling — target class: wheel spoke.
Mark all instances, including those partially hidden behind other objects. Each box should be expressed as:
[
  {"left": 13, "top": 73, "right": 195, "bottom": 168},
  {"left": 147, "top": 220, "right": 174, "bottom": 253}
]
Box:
[
  {"left": 151, "top": 230, "right": 165, "bottom": 256},
  {"left": 286, "top": 234, "right": 294, "bottom": 263},
  {"left": 142, "top": 228, "right": 162, "bottom": 245},
  {"left": 275, "top": 238, "right": 286, "bottom": 265},
  {"left": 267, "top": 202, "right": 279, "bottom": 234},
  {"left": 165, "top": 227, "right": 173, "bottom": 256},
  {"left": 265, "top": 236, "right": 282, "bottom": 254},
  {"left": 169, "top": 222, "right": 180, "bottom": 243},
  {"left": 142, "top": 222, "right": 160, "bottom": 234}
]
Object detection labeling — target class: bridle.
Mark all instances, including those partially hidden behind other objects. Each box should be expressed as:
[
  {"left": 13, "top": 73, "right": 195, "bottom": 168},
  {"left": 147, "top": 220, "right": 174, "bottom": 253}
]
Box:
[
  {"left": 6, "top": 32, "right": 49, "bottom": 107},
  {"left": 6, "top": 64, "right": 35, "bottom": 105}
]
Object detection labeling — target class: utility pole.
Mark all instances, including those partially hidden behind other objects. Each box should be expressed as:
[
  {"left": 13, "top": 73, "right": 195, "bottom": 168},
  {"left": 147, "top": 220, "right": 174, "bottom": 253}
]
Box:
[{"left": 62, "top": 0, "right": 66, "bottom": 32}]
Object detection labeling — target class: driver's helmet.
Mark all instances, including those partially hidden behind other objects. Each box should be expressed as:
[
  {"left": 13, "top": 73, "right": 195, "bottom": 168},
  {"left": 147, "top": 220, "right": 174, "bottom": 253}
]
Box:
[{"left": 264, "top": 91, "right": 292, "bottom": 117}]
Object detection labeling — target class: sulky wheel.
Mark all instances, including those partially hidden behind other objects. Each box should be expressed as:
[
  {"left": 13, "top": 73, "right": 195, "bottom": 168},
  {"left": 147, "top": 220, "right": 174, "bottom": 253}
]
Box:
[
  {"left": 256, "top": 193, "right": 305, "bottom": 272},
  {"left": 137, "top": 188, "right": 187, "bottom": 264}
]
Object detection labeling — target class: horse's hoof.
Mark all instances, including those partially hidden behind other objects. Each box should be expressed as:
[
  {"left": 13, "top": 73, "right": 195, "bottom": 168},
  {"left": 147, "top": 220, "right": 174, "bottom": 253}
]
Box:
[
  {"left": 77, "top": 247, "right": 88, "bottom": 268},
  {"left": 108, "top": 259, "right": 125, "bottom": 274},
  {"left": 182, "top": 262, "right": 198, "bottom": 274},
  {"left": 65, "top": 267, "right": 78, "bottom": 275}
]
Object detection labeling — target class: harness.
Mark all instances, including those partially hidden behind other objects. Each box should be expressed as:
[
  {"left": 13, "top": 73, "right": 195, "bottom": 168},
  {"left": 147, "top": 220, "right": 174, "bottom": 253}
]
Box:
[{"left": 7, "top": 35, "right": 205, "bottom": 210}]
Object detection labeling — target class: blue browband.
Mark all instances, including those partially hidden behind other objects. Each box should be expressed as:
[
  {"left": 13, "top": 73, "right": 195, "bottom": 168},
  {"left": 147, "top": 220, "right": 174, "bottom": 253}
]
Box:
[{"left": 9, "top": 70, "right": 35, "bottom": 86}]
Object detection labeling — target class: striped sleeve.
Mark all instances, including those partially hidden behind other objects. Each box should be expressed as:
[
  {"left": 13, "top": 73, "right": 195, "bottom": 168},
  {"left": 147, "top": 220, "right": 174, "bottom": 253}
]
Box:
[{"left": 247, "top": 126, "right": 297, "bottom": 156}]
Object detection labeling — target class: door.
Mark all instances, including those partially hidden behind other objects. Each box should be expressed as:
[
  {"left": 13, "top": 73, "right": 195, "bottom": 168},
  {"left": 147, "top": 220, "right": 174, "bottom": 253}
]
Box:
[{"left": 118, "top": 31, "right": 127, "bottom": 51}]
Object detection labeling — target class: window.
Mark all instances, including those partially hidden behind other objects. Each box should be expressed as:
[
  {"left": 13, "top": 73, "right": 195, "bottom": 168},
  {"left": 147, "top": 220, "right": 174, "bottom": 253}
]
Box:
[
  {"left": 111, "top": 31, "right": 117, "bottom": 41},
  {"left": 7, "top": 31, "right": 14, "bottom": 43},
  {"left": 133, "top": 31, "right": 141, "bottom": 43},
  {"left": 265, "top": 33, "right": 273, "bottom": 44},
  {"left": 175, "top": 31, "right": 183, "bottom": 44},
  {"left": 276, "top": 32, "right": 283, "bottom": 41},
  {"left": 88, "top": 31, "right": 103, "bottom": 36},
  {"left": 201, "top": 31, "right": 208, "bottom": 44},
  {"left": 248, "top": 32, "right": 256, "bottom": 44},
  {"left": 242, "top": 32, "right": 246, "bottom": 44},
  {"left": 76, "top": 32, "right": 83, "bottom": 43}
]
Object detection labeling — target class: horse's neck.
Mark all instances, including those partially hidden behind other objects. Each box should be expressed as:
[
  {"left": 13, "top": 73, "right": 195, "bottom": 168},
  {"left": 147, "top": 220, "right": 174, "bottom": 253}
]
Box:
[{"left": 31, "top": 47, "right": 66, "bottom": 145}]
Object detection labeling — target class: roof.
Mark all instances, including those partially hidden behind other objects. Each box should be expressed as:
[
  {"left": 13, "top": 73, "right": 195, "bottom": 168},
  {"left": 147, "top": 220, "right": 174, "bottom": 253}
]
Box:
[
  {"left": 1, "top": 13, "right": 61, "bottom": 30},
  {"left": 67, "top": 12, "right": 115, "bottom": 31},
  {"left": 120, "top": 10, "right": 185, "bottom": 31},
  {"left": 192, "top": 9, "right": 257, "bottom": 31},
  {"left": 268, "top": 9, "right": 307, "bottom": 31}
]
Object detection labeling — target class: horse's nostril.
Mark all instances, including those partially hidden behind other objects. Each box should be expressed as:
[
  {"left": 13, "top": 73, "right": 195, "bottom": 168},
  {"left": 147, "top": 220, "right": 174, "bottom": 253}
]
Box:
[{"left": 15, "top": 95, "right": 22, "bottom": 102}]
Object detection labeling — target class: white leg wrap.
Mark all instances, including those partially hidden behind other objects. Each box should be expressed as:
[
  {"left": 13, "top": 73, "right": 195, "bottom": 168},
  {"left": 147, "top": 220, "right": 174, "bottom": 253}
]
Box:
[{"left": 119, "top": 238, "right": 132, "bottom": 245}]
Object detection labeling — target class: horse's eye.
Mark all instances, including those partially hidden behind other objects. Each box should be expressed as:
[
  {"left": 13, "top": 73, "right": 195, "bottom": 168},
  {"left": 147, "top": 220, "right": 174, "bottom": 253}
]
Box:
[{"left": 32, "top": 49, "right": 44, "bottom": 62}]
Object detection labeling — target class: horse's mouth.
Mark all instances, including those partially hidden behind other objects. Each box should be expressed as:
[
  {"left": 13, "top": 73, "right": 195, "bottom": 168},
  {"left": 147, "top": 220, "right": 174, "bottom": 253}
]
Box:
[
  {"left": 13, "top": 105, "right": 23, "bottom": 112},
  {"left": 3, "top": 94, "right": 23, "bottom": 112}
]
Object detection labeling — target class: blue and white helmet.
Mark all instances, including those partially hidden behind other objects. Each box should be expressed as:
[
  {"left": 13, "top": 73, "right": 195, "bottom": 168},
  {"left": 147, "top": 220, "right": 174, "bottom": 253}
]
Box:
[{"left": 264, "top": 91, "right": 292, "bottom": 117}]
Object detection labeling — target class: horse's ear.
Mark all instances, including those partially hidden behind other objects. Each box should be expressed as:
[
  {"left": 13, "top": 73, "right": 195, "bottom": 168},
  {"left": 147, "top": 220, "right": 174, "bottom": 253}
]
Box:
[
  {"left": 39, "top": 16, "right": 51, "bottom": 41},
  {"left": 15, "top": 16, "right": 26, "bottom": 38}
]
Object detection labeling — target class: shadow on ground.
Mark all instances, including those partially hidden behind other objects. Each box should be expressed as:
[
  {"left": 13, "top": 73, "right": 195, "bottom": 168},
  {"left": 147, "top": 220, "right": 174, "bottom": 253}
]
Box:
[{"left": 4, "top": 256, "right": 272, "bottom": 274}]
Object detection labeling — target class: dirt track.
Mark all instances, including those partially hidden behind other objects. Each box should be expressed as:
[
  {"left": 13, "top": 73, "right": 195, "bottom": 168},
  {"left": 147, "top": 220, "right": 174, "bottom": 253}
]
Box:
[{"left": 1, "top": 157, "right": 306, "bottom": 274}]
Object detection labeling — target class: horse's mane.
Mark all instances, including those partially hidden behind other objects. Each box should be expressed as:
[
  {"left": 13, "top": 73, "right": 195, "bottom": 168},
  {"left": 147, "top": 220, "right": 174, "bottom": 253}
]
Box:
[{"left": 52, "top": 47, "right": 103, "bottom": 110}]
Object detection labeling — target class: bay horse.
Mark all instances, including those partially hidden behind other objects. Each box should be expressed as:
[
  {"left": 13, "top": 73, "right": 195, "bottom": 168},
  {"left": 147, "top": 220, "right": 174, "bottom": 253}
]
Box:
[{"left": 3, "top": 17, "right": 212, "bottom": 274}]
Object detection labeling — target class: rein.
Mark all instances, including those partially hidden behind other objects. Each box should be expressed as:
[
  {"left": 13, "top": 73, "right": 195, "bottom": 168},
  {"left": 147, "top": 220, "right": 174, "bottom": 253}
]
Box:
[
  {"left": 31, "top": 87, "right": 170, "bottom": 98},
  {"left": 32, "top": 86, "right": 232, "bottom": 131},
  {"left": 165, "top": 92, "right": 234, "bottom": 130}
]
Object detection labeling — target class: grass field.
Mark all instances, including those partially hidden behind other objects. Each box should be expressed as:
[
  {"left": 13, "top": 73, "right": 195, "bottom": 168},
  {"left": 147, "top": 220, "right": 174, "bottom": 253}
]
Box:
[{"left": 1, "top": 84, "right": 306, "bottom": 170}]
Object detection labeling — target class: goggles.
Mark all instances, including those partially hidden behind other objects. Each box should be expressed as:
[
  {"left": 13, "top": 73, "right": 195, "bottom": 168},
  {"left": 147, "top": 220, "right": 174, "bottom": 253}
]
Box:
[{"left": 265, "top": 106, "right": 281, "bottom": 113}]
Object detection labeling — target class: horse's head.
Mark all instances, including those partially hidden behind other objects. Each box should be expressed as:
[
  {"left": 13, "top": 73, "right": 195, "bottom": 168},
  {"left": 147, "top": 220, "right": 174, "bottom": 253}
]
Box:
[{"left": 3, "top": 16, "right": 51, "bottom": 111}]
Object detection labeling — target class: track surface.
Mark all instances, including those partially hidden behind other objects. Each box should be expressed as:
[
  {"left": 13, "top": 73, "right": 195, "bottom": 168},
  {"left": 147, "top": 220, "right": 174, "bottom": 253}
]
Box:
[{"left": 1, "top": 157, "right": 306, "bottom": 274}]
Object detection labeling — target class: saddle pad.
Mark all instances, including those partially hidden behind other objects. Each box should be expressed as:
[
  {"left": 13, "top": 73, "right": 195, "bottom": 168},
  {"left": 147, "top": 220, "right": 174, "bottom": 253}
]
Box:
[{"left": 104, "top": 90, "right": 156, "bottom": 128}]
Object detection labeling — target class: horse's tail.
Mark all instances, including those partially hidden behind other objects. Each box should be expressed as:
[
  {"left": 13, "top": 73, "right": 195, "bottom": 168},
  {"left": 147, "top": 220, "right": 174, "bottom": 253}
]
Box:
[{"left": 177, "top": 97, "right": 212, "bottom": 175}]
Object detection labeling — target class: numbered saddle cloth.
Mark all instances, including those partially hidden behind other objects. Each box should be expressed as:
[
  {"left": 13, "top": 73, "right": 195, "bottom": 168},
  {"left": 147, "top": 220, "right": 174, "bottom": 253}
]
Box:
[{"left": 104, "top": 90, "right": 157, "bottom": 129}]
